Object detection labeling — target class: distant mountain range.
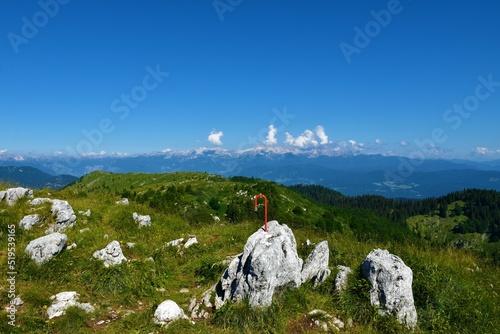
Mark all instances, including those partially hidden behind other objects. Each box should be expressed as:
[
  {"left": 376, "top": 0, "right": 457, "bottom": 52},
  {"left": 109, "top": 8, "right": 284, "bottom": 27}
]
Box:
[
  {"left": 1, "top": 148, "right": 499, "bottom": 197},
  {"left": 0, "top": 166, "right": 78, "bottom": 189}
]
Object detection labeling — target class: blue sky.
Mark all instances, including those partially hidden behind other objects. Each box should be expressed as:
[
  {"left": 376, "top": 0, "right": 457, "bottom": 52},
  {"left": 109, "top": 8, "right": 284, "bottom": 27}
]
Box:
[{"left": 1, "top": 0, "right": 499, "bottom": 159}]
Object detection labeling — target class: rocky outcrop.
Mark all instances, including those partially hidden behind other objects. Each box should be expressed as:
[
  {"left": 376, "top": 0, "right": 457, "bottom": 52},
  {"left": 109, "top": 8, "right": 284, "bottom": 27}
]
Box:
[
  {"left": 25, "top": 233, "right": 67, "bottom": 266},
  {"left": 93, "top": 241, "right": 127, "bottom": 267},
  {"left": 133, "top": 212, "right": 151, "bottom": 227},
  {"left": 215, "top": 220, "right": 304, "bottom": 308},
  {"left": 30, "top": 198, "right": 76, "bottom": 233},
  {"left": 154, "top": 300, "right": 189, "bottom": 327},
  {"left": 46, "top": 291, "right": 94, "bottom": 319},
  {"left": 361, "top": 249, "right": 417, "bottom": 329},
  {"left": 0, "top": 187, "right": 33, "bottom": 205},
  {"left": 300, "top": 240, "right": 331, "bottom": 286},
  {"left": 334, "top": 265, "right": 352, "bottom": 293},
  {"left": 19, "top": 214, "right": 40, "bottom": 230}
]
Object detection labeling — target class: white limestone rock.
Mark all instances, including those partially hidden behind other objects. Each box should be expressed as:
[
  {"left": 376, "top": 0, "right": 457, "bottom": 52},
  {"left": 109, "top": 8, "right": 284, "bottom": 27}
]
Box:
[
  {"left": 133, "top": 212, "right": 151, "bottom": 227},
  {"left": 46, "top": 291, "right": 94, "bottom": 319},
  {"left": 308, "top": 309, "right": 345, "bottom": 331},
  {"left": 154, "top": 300, "right": 189, "bottom": 327},
  {"left": 300, "top": 240, "right": 331, "bottom": 287},
  {"left": 19, "top": 214, "right": 40, "bottom": 230},
  {"left": 48, "top": 200, "right": 76, "bottom": 232},
  {"left": 30, "top": 197, "right": 52, "bottom": 206},
  {"left": 215, "top": 220, "right": 303, "bottom": 308},
  {"left": 93, "top": 241, "right": 127, "bottom": 267},
  {"left": 116, "top": 198, "right": 129, "bottom": 205},
  {"left": 165, "top": 238, "right": 184, "bottom": 247},
  {"left": 25, "top": 233, "right": 67, "bottom": 266},
  {"left": 361, "top": 249, "right": 418, "bottom": 329},
  {"left": 184, "top": 236, "right": 198, "bottom": 248},
  {"left": 0, "top": 187, "right": 34, "bottom": 205},
  {"left": 334, "top": 265, "right": 353, "bottom": 293},
  {"left": 79, "top": 209, "right": 91, "bottom": 216}
]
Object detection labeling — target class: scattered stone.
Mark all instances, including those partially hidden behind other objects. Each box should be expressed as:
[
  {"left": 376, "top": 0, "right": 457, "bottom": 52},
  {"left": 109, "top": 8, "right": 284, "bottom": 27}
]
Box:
[
  {"left": 19, "top": 214, "right": 40, "bottom": 230},
  {"left": 79, "top": 228, "right": 90, "bottom": 233},
  {"left": 145, "top": 257, "right": 155, "bottom": 263},
  {"left": 79, "top": 209, "right": 91, "bottom": 216},
  {"left": 93, "top": 241, "right": 127, "bottom": 267},
  {"left": 133, "top": 212, "right": 151, "bottom": 227},
  {"left": 127, "top": 242, "right": 135, "bottom": 249},
  {"left": 67, "top": 243, "right": 77, "bottom": 250},
  {"left": 9, "top": 296, "right": 24, "bottom": 308},
  {"left": 46, "top": 291, "right": 95, "bottom": 319},
  {"left": 334, "top": 265, "right": 352, "bottom": 293},
  {"left": 30, "top": 197, "right": 53, "bottom": 206},
  {"left": 305, "top": 239, "right": 314, "bottom": 246},
  {"left": 116, "top": 198, "right": 129, "bottom": 205},
  {"left": 189, "top": 299, "right": 210, "bottom": 319},
  {"left": 300, "top": 240, "right": 331, "bottom": 286},
  {"left": 361, "top": 249, "right": 417, "bottom": 329},
  {"left": 46, "top": 200, "right": 76, "bottom": 233},
  {"left": 184, "top": 236, "right": 198, "bottom": 248},
  {"left": 0, "top": 187, "right": 33, "bottom": 205},
  {"left": 153, "top": 300, "right": 190, "bottom": 327},
  {"left": 25, "top": 233, "right": 67, "bottom": 266},
  {"left": 179, "top": 288, "right": 189, "bottom": 293},
  {"left": 165, "top": 238, "right": 184, "bottom": 247},
  {"left": 308, "top": 309, "right": 344, "bottom": 331},
  {"left": 215, "top": 220, "right": 303, "bottom": 308},
  {"left": 103, "top": 234, "right": 109, "bottom": 239}
]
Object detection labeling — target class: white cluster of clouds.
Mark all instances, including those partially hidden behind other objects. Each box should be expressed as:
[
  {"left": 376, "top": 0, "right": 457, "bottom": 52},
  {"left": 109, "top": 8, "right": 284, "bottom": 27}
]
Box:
[
  {"left": 207, "top": 125, "right": 331, "bottom": 148},
  {"left": 264, "top": 125, "right": 278, "bottom": 145},
  {"left": 473, "top": 146, "right": 500, "bottom": 156},
  {"left": 282, "top": 125, "right": 330, "bottom": 148},
  {"left": 0, "top": 149, "right": 7, "bottom": 154},
  {"left": 208, "top": 130, "right": 224, "bottom": 146}
]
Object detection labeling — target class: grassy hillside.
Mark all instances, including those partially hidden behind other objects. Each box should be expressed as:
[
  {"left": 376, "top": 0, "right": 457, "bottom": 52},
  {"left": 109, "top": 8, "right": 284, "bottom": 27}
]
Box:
[{"left": 1, "top": 172, "right": 499, "bottom": 333}]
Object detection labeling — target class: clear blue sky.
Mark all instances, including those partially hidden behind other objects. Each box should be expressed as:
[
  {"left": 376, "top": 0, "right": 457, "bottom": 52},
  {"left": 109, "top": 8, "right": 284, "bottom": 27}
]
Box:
[{"left": 1, "top": 0, "right": 499, "bottom": 159}]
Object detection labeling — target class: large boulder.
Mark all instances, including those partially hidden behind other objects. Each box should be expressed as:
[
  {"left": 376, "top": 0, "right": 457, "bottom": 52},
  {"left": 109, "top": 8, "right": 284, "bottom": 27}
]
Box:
[
  {"left": 93, "top": 241, "right": 127, "bottom": 267},
  {"left": 215, "top": 220, "right": 303, "bottom": 308},
  {"left": 46, "top": 291, "right": 94, "bottom": 319},
  {"left": 300, "top": 240, "right": 331, "bottom": 286},
  {"left": 361, "top": 249, "right": 417, "bottom": 329},
  {"left": 0, "top": 187, "right": 33, "bottom": 205},
  {"left": 25, "top": 233, "right": 67, "bottom": 266},
  {"left": 154, "top": 300, "right": 189, "bottom": 327},
  {"left": 19, "top": 214, "right": 40, "bottom": 230}
]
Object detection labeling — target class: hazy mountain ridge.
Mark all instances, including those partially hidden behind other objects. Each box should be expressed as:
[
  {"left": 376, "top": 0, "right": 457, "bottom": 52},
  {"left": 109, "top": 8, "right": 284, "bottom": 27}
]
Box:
[
  {"left": 0, "top": 166, "right": 78, "bottom": 189},
  {"left": 1, "top": 150, "right": 499, "bottom": 197}
]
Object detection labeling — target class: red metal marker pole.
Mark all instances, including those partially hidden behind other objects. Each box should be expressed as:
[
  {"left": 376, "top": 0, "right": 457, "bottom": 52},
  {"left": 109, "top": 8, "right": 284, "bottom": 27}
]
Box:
[{"left": 254, "top": 193, "right": 268, "bottom": 232}]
